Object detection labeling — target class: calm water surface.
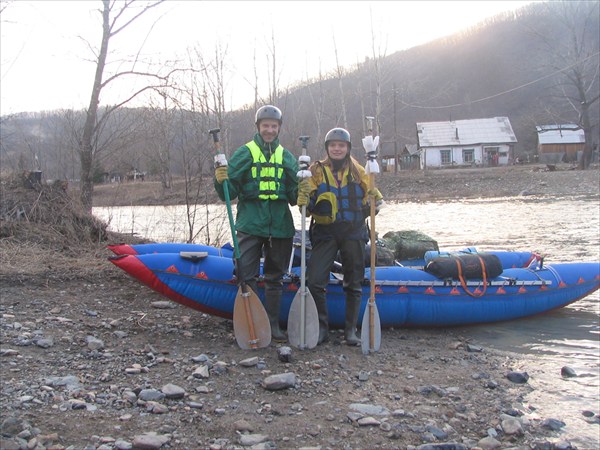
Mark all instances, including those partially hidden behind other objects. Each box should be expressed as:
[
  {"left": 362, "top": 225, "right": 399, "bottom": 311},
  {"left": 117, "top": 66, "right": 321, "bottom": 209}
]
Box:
[{"left": 94, "top": 194, "right": 600, "bottom": 447}]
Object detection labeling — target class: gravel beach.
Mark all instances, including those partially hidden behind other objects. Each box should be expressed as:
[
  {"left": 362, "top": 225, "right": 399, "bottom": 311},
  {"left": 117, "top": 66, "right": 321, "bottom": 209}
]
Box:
[{"left": 1, "top": 164, "right": 598, "bottom": 450}]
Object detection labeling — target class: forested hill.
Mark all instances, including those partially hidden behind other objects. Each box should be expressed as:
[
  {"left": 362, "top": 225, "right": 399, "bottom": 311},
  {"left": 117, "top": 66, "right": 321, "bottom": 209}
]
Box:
[
  {"left": 276, "top": 1, "right": 599, "bottom": 159},
  {"left": 1, "top": 1, "right": 598, "bottom": 181}
]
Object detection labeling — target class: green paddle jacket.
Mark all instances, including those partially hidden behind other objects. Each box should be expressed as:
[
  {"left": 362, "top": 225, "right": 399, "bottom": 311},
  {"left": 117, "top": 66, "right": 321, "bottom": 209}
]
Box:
[{"left": 214, "top": 133, "right": 299, "bottom": 239}]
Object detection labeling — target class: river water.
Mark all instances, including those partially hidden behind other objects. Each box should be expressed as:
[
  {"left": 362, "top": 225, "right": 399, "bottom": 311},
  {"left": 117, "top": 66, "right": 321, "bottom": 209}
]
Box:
[{"left": 94, "top": 194, "right": 600, "bottom": 447}]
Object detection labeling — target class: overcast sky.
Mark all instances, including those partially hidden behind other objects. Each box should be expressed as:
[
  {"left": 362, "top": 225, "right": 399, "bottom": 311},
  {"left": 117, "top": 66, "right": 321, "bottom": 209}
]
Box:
[{"left": 0, "top": 1, "right": 535, "bottom": 115}]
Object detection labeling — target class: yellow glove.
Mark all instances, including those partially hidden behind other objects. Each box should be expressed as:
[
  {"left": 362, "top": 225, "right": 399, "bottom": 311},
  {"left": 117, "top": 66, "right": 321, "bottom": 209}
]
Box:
[
  {"left": 215, "top": 166, "right": 229, "bottom": 184},
  {"left": 297, "top": 179, "right": 311, "bottom": 206},
  {"left": 367, "top": 188, "right": 383, "bottom": 201}
]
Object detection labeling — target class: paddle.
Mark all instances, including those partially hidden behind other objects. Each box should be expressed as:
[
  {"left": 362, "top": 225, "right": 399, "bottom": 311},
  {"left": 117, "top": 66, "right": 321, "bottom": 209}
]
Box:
[
  {"left": 209, "top": 128, "right": 271, "bottom": 350},
  {"left": 360, "top": 116, "right": 382, "bottom": 354},
  {"left": 287, "top": 136, "right": 319, "bottom": 350}
]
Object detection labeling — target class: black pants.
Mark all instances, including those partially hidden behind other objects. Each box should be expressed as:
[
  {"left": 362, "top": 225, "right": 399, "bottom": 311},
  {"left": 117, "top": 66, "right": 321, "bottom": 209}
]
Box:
[
  {"left": 236, "top": 232, "right": 293, "bottom": 301},
  {"left": 306, "top": 237, "right": 365, "bottom": 310}
]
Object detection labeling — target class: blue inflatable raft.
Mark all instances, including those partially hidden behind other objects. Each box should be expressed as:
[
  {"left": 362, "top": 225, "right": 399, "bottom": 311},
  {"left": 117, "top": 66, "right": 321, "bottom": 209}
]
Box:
[{"left": 109, "top": 251, "right": 599, "bottom": 328}]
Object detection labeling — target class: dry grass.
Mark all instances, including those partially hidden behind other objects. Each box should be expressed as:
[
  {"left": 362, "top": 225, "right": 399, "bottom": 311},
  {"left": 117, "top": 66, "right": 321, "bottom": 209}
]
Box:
[{"left": 0, "top": 172, "right": 142, "bottom": 285}]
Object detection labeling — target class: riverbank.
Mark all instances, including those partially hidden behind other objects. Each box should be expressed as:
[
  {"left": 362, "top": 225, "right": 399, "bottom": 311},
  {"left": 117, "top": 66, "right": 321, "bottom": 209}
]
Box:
[
  {"left": 1, "top": 170, "right": 598, "bottom": 449},
  {"left": 92, "top": 164, "right": 600, "bottom": 207}
]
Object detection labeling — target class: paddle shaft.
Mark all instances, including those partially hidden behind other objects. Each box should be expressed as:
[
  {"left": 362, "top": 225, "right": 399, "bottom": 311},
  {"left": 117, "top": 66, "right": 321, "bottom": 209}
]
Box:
[
  {"left": 368, "top": 172, "right": 376, "bottom": 351},
  {"left": 298, "top": 135, "right": 310, "bottom": 348},
  {"left": 366, "top": 117, "right": 377, "bottom": 352}
]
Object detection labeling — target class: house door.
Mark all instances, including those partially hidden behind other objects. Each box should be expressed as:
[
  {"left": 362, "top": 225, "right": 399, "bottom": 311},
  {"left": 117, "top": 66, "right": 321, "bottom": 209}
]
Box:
[{"left": 484, "top": 147, "right": 500, "bottom": 167}]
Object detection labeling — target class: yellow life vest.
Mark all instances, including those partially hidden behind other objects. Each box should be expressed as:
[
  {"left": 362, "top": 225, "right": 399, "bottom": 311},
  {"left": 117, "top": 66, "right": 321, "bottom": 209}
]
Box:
[{"left": 246, "top": 140, "right": 285, "bottom": 200}]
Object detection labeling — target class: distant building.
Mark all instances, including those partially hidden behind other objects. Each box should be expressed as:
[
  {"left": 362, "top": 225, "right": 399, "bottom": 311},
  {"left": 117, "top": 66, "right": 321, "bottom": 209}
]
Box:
[
  {"left": 536, "top": 124, "right": 585, "bottom": 164},
  {"left": 378, "top": 142, "right": 420, "bottom": 172},
  {"left": 416, "top": 117, "right": 517, "bottom": 169},
  {"left": 399, "top": 144, "right": 420, "bottom": 170}
]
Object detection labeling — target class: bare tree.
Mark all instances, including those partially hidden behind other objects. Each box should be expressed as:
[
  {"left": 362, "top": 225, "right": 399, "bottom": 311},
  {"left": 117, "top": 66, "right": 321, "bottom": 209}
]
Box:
[
  {"left": 265, "top": 26, "right": 283, "bottom": 105},
  {"left": 332, "top": 33, "right": 348, "bottom": 129},
  {"left": 79, "top": 0, "right": 176, "bottom": 210},
  {"left": 529, "top": 0, "right": 600, "bottom": 169}
]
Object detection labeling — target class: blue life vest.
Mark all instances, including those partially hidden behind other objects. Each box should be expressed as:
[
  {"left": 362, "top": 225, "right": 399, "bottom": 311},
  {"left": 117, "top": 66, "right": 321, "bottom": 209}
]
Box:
[{"left": 313, "top": 163, "right": 366, "bottom": 224}]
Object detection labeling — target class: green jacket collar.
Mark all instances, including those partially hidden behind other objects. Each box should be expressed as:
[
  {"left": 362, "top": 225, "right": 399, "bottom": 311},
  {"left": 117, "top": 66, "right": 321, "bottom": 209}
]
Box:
[{"left": 253, "top": 133, "right": 280, "bottom": 154}]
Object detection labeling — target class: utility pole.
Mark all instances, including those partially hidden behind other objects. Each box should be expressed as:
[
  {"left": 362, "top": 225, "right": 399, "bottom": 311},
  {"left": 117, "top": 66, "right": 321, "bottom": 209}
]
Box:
[{"left": 393, "top": 83, "right": 398, "bottom": 175}]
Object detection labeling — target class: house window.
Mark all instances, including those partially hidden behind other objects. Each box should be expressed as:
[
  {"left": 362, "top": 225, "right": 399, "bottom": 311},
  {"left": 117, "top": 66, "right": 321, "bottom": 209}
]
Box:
[
  {"left": 440, "top": 150, "right": 452, "bottom": 165},
  {"left": 463, "top": 149, "right": 475, "bottom": 163}
]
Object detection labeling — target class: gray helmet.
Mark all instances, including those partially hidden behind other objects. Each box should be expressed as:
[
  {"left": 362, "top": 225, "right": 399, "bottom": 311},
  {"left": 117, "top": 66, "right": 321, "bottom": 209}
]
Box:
[
  {"left": 324, "top": 127, "right": 351, "bottom": 151},
  {"left": 255, "top": 105, "right": 282, "bottom": 126}
]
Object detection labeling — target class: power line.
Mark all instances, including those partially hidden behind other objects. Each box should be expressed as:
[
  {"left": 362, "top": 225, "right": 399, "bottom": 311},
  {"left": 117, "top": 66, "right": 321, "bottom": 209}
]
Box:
[{"left": 399, "top": 51, "right": 600, "bottom": 110}]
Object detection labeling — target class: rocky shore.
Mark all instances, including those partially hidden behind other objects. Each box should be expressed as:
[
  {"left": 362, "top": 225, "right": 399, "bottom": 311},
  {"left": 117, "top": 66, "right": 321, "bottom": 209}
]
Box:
[
  {"left": 92, "top": 164, "right": 600, "bottom": 207},
  {"left": 1, "top": 167, "right": 599, "bottom": 450},
  {"left": 1, "top": 275, "right": 593, "bottom": 450}
]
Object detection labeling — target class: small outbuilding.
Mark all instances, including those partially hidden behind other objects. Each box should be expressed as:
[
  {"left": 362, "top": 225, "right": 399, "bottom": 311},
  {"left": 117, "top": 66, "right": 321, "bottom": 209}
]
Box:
[
  {"left": 399, "top": 144, "right": 420, "bottom": 170},
  {"left": 416, "top": 117, "right": 517, "bottom": 169},
  {"left": 536, "top": 124, "right": 585, "bottom": 164}
]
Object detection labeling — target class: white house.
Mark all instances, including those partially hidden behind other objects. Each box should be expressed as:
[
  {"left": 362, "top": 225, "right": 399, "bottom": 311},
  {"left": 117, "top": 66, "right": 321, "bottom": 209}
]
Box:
[{"left": 416, "top": 117, "right": 517, "bottom": 169}]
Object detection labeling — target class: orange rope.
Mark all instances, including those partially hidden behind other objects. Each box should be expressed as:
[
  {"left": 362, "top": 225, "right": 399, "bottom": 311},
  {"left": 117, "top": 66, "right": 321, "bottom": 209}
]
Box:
[{"left": 457, "top": 255, "right": 488, "bottom": 298}]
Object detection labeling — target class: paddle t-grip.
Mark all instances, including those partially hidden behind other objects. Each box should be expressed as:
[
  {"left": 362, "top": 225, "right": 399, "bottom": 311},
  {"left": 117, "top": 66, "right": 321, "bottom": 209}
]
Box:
[
  {"left": 209, "top": 128, "right": 221, "bottom": 143},
  {"left": 299, "top": 135, "right": 310, "bottom": 150},
  {"left": 209, "top": 128, "right": 227, "bottom": 167},
  {"left": 297, "top": 135, "right": 311, "bottom": 177},
  {"left": 365, "top": 116, "right": 375, "bottom": 135}
]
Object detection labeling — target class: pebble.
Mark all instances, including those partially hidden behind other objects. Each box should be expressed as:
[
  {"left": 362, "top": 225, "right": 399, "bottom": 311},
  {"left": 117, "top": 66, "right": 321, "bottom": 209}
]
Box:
[
  {"left": 239, "top": 357, "right": 259, "bottom": 367},
  {"left": 151, "top": 301, "right": 175, "bottom": 309},
  {"left": 161, "top": 383, "right": 185, "bottom": 399},
  {"left": 132, "top": 432, "right": 170, "bottom": 449},
  {"left": 138, "top": 389, "right": 165, "bottom": 402},
  {"left": 348, "top": 403, "right": 390, "bottom": 416},
  {"left": 277, "top": 346, "right": 293, "bottom": 363},
  {"left": 193, "top": 365, "right": 210, "bottom": 379},
  {"left": 86, "top": 336, "right": 104, "bottom": 350},
  {"left": 35, "top": 338, "right": 54, "bottom": 348},
  {"left": 0, "top": 348, "right": 20, "bottom": 356},
  {"left": 478, "top": 436, "right": 501, "bottom": 449},
  {"left": 506, "top": 371, "right": 529, "bottom": 384},
  {"left": 234, "top": 419, "right": 254, "bottom": 432},
  {"left": 357, "top": 416, "right": 380, "bottom": 426},
  {"left": 262, "top": 372, "right": 296, "bottom": 390},
  {"left": 501, "top": 417, "right": 524, "bottom": 435},
  {"left": 541, "top": 418, "right": 565, "bottom": 431},
  {"left": 561, "top": 366, "right": 577, "bottom": 377},
  {"left": 239, "top": 434, "right": 268, "bottom": 446}
]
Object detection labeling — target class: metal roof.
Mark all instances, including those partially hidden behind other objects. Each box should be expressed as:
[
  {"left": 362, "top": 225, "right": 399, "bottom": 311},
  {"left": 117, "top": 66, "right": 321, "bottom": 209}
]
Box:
[
  {"left": 403, "top": 144, "right": 419, "bottom": 155},
  {"left": 417, "top": 117, "right": 517, "bottom": 147},
  {"left": 536, "top": 124, "right": 585, "bottom": 145}
]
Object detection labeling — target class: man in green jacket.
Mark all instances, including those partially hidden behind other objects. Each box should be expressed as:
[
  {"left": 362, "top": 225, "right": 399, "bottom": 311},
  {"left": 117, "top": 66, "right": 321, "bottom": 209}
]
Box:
[{"left": 214, "top": 105, "right": 299, "bottom": 342}]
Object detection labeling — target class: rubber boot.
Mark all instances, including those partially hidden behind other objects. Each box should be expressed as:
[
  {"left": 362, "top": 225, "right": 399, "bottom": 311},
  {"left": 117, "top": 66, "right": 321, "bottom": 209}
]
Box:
[
  {"left": 265, "top": 295, "right": 287, "bottom": 342},
  {"left": 314, "top": 293, "right": 330, "bottom": 344},
  {"left": 344, "top": 298, "right": 361, "bottom": 346}
]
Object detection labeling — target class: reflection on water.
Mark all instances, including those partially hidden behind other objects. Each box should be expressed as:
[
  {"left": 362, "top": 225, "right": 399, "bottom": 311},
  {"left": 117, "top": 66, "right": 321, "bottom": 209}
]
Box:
[{"left": 94, "top": 194, "right": 600, "bottom": 447}]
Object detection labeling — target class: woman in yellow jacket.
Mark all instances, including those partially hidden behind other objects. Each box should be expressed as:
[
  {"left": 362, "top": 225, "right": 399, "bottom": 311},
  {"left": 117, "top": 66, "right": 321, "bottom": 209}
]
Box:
[{"left": 297, "top": 128, "right": 382, "bottom": 345}]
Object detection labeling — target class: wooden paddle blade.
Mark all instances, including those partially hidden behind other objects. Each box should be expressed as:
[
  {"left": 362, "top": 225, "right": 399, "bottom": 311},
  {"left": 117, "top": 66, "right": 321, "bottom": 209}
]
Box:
[
  {"left": 360, "top": 302, "right": 382, "bottom": 355},
  {"left": 287, "top": 289, "right": 319, "bottom": 350},
  {"left": 233, "top": 286, "right": 271, "bottom": 350}
]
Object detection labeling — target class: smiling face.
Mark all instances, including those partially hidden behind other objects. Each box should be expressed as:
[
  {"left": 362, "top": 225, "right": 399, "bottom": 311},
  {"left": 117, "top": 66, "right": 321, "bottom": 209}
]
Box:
[
  {"left": 327, "top": 140, "right": 350, "bottom": 161},
  {"left": 258, "top": 119, "right": 280, "bottom": 144}
]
